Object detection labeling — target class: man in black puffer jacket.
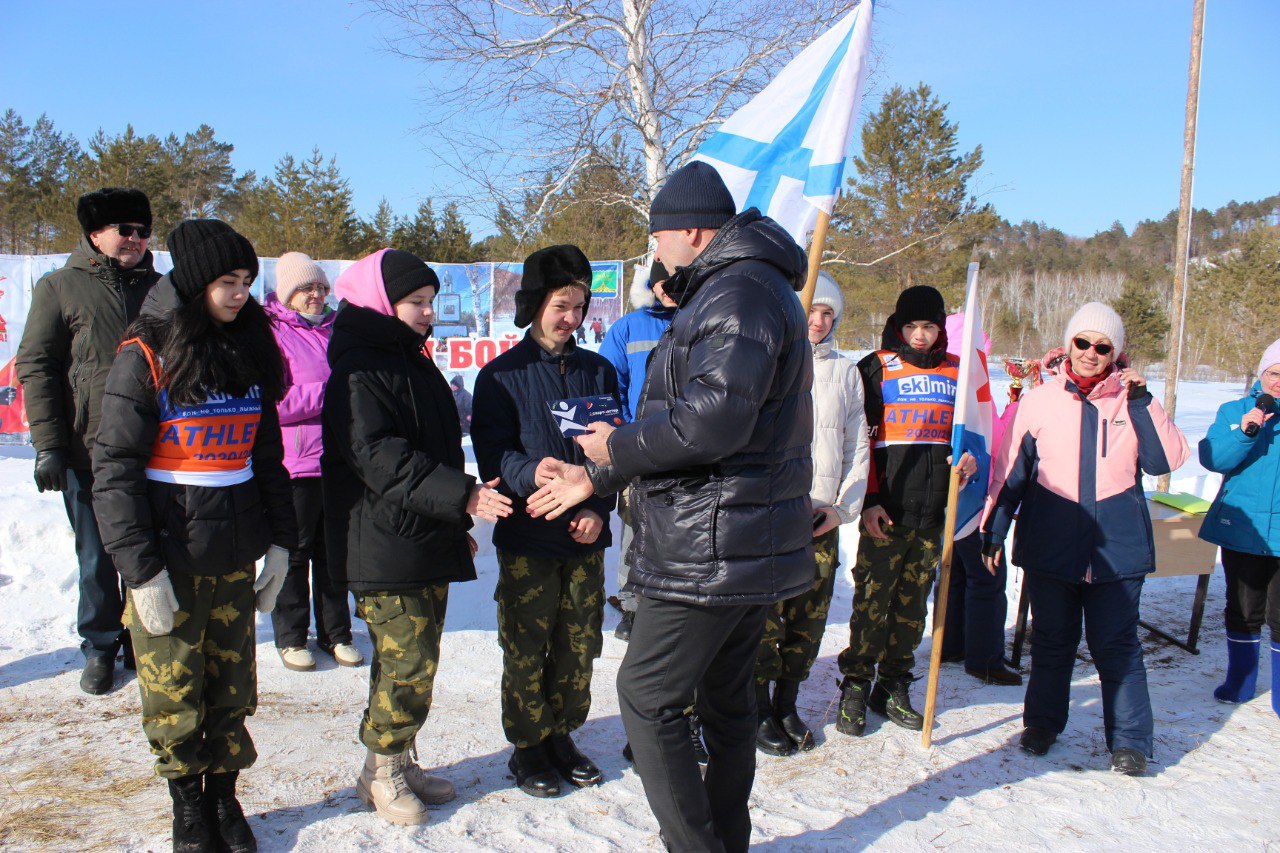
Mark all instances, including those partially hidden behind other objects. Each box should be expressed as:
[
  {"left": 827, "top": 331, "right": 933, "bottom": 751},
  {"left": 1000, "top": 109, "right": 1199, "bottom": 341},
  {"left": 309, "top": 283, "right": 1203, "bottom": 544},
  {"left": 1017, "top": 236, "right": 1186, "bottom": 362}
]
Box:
[
  {"left": 16, "top": 187, "right": 161, "bottom": 694},
  {"left": 530, "top": 162, "right": 813, "bottom": 852}
]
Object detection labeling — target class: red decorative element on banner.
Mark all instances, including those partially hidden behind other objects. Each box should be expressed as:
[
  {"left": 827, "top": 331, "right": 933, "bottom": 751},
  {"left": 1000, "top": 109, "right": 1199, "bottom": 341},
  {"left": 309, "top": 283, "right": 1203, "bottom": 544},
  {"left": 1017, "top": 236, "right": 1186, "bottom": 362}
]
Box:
[{"left": 0, "top": 355, "right": 28, "bottom": 433}]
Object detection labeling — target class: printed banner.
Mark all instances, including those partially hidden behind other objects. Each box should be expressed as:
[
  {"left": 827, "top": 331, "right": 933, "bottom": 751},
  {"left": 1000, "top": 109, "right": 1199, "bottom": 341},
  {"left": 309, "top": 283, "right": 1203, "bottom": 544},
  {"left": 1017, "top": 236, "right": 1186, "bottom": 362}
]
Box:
[{"left": 0, "top": 253, "right": 627, "bottom": 440}]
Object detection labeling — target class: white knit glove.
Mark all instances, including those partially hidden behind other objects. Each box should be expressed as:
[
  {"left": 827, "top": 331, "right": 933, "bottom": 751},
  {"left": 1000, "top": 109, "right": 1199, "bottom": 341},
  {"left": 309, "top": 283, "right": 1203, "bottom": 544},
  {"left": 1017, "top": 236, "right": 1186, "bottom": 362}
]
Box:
[
  {"left": 132, "top": 570, "right": 180, "bottom": 636},
  {"left": 254, "top": 546, "right": 290, "bottom": 613}
]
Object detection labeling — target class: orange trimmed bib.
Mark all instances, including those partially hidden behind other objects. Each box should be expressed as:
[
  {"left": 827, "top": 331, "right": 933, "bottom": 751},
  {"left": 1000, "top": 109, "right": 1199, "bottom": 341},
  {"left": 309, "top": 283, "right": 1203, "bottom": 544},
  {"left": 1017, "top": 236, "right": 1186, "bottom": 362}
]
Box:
[
  {"left": 874, "top": 350, "right": 959, "bottom": 448},
  {"left": 120, "top": 338, "right": 261, "bottom": 485}
]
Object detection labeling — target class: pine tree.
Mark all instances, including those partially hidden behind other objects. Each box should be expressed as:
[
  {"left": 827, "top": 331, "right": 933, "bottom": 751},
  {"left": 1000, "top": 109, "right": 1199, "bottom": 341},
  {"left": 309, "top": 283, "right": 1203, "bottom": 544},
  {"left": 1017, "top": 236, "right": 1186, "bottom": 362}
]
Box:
[
  {"left": 1110, "top": 274, "right": 1170, "bottom": 367},
  {"left": 830, "top": 83, "right": 996, "bottom": 306}
]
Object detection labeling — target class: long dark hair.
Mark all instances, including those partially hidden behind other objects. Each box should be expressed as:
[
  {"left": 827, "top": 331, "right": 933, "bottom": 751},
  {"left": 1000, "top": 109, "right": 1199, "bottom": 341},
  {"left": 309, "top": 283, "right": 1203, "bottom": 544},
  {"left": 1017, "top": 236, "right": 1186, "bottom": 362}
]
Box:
[{"left": 130, "top": 294, "right": 284, "bottom": 407}]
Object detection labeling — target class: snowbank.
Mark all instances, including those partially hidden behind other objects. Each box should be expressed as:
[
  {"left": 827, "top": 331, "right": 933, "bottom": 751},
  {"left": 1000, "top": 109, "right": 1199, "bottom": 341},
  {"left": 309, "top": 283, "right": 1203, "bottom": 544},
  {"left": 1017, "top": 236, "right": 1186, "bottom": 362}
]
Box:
[{"left": 0, "top": 380, "right": 1277, "bottom": 850}]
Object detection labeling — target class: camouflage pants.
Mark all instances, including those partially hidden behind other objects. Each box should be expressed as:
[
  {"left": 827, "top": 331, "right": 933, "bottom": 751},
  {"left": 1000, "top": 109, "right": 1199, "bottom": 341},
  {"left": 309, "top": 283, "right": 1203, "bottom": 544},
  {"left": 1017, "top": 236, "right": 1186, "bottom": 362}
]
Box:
[
  {"left": 125, "top": 568, "right": 257, "bottom": 780},
  {"left": 496, "top": 550, "right": 605, "bottom": 748},
  {"left": 837, "top": 524, "right": 942, "bottom": 682},
  {"left": 356, "top": 585, "right": 449, "bottom": 755},
  {"left": 755, "top": 528, "right": 839, "bottom": 682}
]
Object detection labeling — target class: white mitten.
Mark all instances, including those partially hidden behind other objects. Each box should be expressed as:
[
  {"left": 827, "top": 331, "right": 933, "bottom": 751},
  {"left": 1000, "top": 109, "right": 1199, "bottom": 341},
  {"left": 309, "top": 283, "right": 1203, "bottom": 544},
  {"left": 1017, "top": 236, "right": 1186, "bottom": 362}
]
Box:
[
  {"left": 132, "top": 570, "right": 180, "bottom": 636},
  {"left": 254, "top": 545, "right": 290, "bottom": 613}
]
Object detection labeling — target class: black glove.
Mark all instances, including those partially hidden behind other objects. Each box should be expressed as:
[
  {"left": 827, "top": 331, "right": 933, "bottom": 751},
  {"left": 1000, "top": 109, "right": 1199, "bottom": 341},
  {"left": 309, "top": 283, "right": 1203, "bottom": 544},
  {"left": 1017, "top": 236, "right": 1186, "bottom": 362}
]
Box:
[
  {"left": 981, "top": 535, "right": 1003, "bottom": 560},
  {"left": 34, "top": 448, "right": 69, "bottom": 493}
]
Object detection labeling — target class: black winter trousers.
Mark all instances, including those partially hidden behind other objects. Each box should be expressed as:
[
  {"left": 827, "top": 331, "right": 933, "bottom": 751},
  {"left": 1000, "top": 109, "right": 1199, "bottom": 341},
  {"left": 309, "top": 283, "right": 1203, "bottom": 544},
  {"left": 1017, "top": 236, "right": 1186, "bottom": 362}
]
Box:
[
  {"left": 64, "top": 467, "right": 125, "bottom": 659},
  {"left": 618, "top": 595, "right": 768, "bottom": 853},
  {"left": 1221, "top": 548, "right": 1280, "bottom": 641},
  {"left": 271, "top": 478, "right": 353, "bottom": 649}
]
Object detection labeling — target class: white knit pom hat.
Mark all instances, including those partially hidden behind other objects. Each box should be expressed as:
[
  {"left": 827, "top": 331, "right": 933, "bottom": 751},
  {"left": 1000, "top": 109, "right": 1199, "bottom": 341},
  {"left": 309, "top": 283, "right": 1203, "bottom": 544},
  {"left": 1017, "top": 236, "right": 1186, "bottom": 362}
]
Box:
[{"left": 1063, "top": 302, "right": 1125, "bottom": 355}]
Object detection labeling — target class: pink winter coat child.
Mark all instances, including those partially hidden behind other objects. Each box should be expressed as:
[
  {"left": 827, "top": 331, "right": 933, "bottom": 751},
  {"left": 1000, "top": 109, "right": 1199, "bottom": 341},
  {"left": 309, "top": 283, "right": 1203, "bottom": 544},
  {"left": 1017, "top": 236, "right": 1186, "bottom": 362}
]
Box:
[{"left": 266, "top": 291, "right": 334, "bottom": 479}]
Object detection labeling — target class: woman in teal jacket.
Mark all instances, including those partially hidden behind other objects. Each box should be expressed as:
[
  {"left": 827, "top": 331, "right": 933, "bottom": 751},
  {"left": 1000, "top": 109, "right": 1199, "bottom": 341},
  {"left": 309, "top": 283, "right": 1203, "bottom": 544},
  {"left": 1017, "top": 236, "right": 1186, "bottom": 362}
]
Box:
[{"left": 1199, "top": 338, "right": 1280, "bottom": 718}]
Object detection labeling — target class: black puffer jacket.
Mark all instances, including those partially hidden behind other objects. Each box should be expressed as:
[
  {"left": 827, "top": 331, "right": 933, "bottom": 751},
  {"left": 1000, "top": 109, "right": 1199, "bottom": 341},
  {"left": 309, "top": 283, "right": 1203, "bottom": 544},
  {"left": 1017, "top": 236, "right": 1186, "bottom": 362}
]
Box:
[
  {"left": 590, "top": 209, "right": 814, "bottom": 605},
  {"left": 858, "top": 320, "right": 955, "bottom": 530},
  {"left": 471, "top": 333, "right": 618, "bottom": 558},
  {"left": 16, "top": 237, "right": 160, "bottom": 469},
  {"left": 90, "top": 315, "right": 297, "bottom": 587},
  {"left": 322, "top": 302, "right": 477, "bottom": 593}
]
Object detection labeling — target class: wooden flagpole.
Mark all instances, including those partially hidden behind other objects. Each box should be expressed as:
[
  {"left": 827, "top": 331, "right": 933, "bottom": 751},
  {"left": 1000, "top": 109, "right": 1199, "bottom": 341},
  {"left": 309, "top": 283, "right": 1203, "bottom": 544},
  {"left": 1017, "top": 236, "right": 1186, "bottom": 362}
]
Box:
[
  {"left": 799, "top": 209, "right": 832, "bottom": 314},
  {"left": 921, "top": 468, "right": 962, "bottom": 748},
  {"left": 921, "top": 260, "right": 982, "bottom": 748}
]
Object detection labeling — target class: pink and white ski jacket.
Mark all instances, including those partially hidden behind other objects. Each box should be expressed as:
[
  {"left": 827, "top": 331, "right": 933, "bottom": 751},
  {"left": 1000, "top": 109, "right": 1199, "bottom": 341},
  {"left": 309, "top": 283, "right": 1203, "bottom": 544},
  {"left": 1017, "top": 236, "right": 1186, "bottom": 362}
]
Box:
[{"left": 983, "top": 371, "right": 1189, "bottom": 582}]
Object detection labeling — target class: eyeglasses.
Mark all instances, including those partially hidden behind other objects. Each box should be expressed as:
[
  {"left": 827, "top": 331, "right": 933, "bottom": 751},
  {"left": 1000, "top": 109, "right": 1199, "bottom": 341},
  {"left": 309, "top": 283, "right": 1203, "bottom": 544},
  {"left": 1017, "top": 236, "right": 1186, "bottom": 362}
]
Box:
[
  {"left": 1072, "top": 337, "right": 1113, "bottom": 356},
  {"left": 295, "top": 282, "right": 330, "bottom": 295},
  {"left": 112, "top": 223, "right": 152, "bottom": 239}
]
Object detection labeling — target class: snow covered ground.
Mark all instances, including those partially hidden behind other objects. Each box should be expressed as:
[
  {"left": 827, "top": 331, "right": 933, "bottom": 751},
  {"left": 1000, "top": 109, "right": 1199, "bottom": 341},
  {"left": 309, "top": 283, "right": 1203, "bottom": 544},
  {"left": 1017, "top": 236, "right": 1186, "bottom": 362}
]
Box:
[{"left": 1, "top": 378, "right": 1278, "bottom": 850}]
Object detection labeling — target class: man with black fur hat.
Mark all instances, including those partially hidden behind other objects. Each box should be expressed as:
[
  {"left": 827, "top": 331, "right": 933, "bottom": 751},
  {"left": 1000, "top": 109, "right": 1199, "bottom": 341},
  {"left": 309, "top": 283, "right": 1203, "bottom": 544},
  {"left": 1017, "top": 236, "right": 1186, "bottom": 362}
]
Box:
[
  {"left": 470, "top": 244, "right": 620, "bottom": 799},
  {"left": 833, "top": 285, "right": 977, "bottom": 738},
  {"left": 16, "top": 187, "right": 161, "bottom": 695}
]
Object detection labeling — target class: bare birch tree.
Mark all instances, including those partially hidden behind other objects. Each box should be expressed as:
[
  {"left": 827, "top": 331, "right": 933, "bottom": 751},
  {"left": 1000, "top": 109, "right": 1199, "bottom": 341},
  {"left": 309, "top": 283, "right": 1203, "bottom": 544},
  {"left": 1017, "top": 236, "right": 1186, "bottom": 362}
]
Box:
[{"left": 366, "top": 0, "right": 855, "bottom": 234}]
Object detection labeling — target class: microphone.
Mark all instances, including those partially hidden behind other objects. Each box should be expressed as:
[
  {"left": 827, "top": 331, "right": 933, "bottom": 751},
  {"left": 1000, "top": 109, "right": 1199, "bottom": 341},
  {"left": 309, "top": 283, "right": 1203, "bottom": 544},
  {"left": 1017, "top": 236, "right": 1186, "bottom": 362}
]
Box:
[{"left": 1245, "top": 393, "right": 1276, "bottom": 437}]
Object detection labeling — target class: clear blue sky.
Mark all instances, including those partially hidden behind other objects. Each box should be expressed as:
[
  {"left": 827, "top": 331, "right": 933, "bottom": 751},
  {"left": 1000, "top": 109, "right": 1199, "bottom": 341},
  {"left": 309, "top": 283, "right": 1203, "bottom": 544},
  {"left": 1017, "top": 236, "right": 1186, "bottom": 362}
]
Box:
[{"left": 3, "top": 0, "right": 1275, "bottom": 238}]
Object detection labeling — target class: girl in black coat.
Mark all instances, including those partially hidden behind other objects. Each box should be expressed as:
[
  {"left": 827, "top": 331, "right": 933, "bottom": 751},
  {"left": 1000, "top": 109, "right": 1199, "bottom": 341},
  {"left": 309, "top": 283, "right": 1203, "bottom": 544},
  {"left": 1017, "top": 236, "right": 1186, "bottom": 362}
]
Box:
[
  {"left": 91, "top": 220, "right": 297, "bottom": 853},
  {"left": 321, "top": 248, "right": 511, "bottom": 826}
]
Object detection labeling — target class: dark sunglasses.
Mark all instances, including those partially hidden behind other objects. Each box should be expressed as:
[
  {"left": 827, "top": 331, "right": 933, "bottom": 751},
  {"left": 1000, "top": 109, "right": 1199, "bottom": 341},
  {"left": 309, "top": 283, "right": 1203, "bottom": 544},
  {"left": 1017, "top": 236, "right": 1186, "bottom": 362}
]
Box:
[
  {"left": 112, "top": 223, "right": 152, "bottom": 239},
  {"left": 1073, "top": 337, "right": 1113, "bottom": 356}
]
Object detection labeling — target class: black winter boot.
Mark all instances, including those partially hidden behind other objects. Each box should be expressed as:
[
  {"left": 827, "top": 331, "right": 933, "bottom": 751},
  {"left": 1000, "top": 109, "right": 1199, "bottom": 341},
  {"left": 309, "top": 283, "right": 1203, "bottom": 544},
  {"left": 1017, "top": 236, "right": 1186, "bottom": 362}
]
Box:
[
  {"left": 547, "top": 734, "right": 603, "bottom": 787},
  {"left": 688, "top": 711, "right": 709, "bottom": 768},
  {"left": 614, "top": 610, "right": 634, "bottom": 642},
  {"left": 167, "top": 775, "right": 215, "bottom": 853},
  {"left": 772, "top": 679, "right": 814, "bottom": 751},
  {"left": 868, "top": 677, "right": 924, "bottom": 731},
  {"left": 204, "top": 771, "right": 257, "bottom": 853},
  {"left": 835, "top": 677, "right": 870, "bottom": 736},
  {"left": 754, "top": 681, "right": 797, "bottom": 756},
  {"left": 508, "top": 744, "right": 561, "bottom": 797}
]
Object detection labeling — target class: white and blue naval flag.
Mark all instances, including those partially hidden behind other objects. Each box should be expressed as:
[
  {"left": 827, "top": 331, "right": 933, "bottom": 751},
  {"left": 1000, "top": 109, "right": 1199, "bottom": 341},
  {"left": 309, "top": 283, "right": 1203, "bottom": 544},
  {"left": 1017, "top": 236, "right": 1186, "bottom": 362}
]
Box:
[
  {"left": 692, "top": 0, "right": 875, "bottom": 246},
  {"left": 951, "top": 262, "right": 994, "bottom": 540}
]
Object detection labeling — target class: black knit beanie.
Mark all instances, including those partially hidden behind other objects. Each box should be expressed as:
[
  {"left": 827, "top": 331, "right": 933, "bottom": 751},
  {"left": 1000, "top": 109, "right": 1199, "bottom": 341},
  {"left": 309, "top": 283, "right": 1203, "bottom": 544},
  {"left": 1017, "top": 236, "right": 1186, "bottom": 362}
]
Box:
[
  {"left": 892, "top": 285, "right": 946, "bottom": 328},
  {"left": 77, "top": 187, "right": 152, "bottom": 237},
  {"left": 648, "top": 162, "right": 736, "bottom": 233},
  {"left": 167, "top": 220, "right": 259, "bottom": 302},
  {"left": 381, "top": 249, "right": 439, "bottom": 305},
  {"left": 515, "top": 245, "right": 593, "bottom": 328}
]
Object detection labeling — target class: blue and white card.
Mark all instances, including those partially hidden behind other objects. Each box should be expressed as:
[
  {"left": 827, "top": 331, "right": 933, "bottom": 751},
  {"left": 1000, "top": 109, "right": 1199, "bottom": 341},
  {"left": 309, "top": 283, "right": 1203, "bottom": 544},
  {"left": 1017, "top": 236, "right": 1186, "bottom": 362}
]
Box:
[{"left": 549, "top": 395, "right": 624, "bottom": 436}]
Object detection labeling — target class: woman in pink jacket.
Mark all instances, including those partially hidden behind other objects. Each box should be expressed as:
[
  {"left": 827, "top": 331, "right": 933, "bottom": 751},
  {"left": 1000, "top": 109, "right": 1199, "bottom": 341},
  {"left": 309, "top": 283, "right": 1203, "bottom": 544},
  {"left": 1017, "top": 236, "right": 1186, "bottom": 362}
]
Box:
[
  {"left": 266, "top": 252, "right": 362, "bottom": 671},
  {"left": 983, "top": 303, "right": 1189, "bottom": 776}
]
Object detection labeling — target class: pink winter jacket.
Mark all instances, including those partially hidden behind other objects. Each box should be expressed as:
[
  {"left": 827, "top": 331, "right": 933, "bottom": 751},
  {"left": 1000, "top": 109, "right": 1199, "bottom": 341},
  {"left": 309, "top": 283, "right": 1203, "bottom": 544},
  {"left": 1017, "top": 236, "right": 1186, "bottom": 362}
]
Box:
[
  {"left": 266, "top": 294, "right": 334, "bottom": 478},
  {"left": 983, "top": 371, "right": 1189, "bottom": 582}
]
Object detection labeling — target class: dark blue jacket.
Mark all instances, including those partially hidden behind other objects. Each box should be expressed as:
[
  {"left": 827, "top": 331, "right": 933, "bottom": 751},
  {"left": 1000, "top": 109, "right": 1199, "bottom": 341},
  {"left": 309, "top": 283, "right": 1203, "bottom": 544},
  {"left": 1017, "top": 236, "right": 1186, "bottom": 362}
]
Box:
[
  {"left": 1199, "top": 383, "right": 1280, "bottom": 557},
  {"left": 598, "top": 304, "right": 675, "bottom": 421},
  {"left": 472, "top": 332, "right": 618, "bottom": 558}
]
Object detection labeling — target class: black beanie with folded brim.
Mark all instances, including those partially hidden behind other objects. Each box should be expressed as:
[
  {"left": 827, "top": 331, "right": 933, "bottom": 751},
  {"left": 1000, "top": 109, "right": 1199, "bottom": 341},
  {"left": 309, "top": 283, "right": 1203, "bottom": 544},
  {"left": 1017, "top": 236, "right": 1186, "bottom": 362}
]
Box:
[
  {"left": 514, "top": 245, "right": 593, "bottom": 328},
  {"left": 892, "top": 285, "right": 946, "bottom": 329},
  {"left": 648, "top": 162, "right": 736, "bottom": 233},
  {"left": 381, "top": 249, "right": 440, "bottom": 305},
  {"left": 168, "top": 219, "right": 258, "bottom": 302}
]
